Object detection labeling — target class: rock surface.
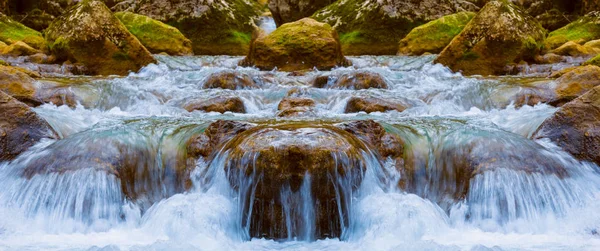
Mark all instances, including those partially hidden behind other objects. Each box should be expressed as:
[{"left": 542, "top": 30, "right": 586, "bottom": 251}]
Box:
[
  {"left": 312, "top": 0, "right": 479, "bottom": 55},
  {"left": 0, "top": 13, "right": 46, "bottom": 51},
  {"left": 550, "top": 65, "right": 600, "bottom": 106},
  {"left": 313, "top": 71, "right": 388, "bottom": 90},
  {"left": 45, "top": 0, "right": 156, "bottom": 76},
  {"left": 240, "top": 18, "right": 350, "bottom": 71},
  {"left": 277, "top": 97, "right": 316, "bottom": 117},
  {"left": 544, "top": 12, "right": 600, "bottom": 51},
  {"left": 398, "top": 12, "right": 475, "bottom": 56},
  {"left": 0, "top": 91, "right": 56, "bottom": 161},
  {"left": 268, "top": 0, "right": 335, "bottom": 26},
  {"left": 184, "top": 96, "right": 246, "bottom": 113},
  {"left": 435, "top": 0, "right": 546, "bottom": 76},
  {"left": 113, "top": 0, "right": 262, "bottom": 55},
  {"left": 534, "top": 85, "right": 600, "bottom": 165},
  {"left": 115, "top": 12, "right": 193, "bottom": 56},
  {"left": 345, "top": 97, "right": 408, "bottom": 113},
  {"left": 202, "top": 70, "right": 259, "bottom": 90}
]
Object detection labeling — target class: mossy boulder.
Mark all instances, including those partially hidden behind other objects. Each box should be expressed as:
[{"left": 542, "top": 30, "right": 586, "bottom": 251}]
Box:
[
  {"left": 268, "top": 0, "right": 335, "bottom": 26},
  {"left": 435, "top": 0, "right": 546, "bottom": 76},
  {"left": 544, "top": 12, "right": 600, "bottom": 51},
  {"left": 240, "top": 18, "right": 350, "bottom": 71},
  {"left": 115, "top": 12, "right": 193, "bottom": 56},
  {"left": 0, "top": 13, "right": 46, "bottom": 51},
  {"left": 398, "top": 12, "right": 475, "bottom": 56},
  {"left": 45, "top": 0, "right": 156, "bottom": 76},
  {"left": 113, "top": 0, "right": 262, "bottom": 55},
  {"left": 313, "top": 71, "right": 388, "bottom": 90},
  {"left": 312, "top": 0, "right": 479, "bottom": 55}
]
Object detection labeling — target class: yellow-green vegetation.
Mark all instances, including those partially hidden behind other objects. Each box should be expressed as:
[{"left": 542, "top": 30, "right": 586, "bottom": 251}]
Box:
[
  {"left": 544, "top": 12, "right": 600, "bottom": 50},
  {"left": 0, "top": 14, "right": 46, "bottom": 51},
  {"left": 585, "top": 54, "right": 600, "bottom": 67},
  {"left": 115, "top": 12, "right": 193, "bottom": 56},
  {"left": 435, "top": 0, "right": 546, "bottom": 76},
  {"left": 240, "top": 18, "right": 350, "bottom": 71},
  {"left": 398, "top": 12, "right": 475, "bottom": 56}
]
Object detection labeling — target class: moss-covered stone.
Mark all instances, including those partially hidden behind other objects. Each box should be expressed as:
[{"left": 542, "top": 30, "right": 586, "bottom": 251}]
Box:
[
  {"left": 113, "top": 0, "right": 262, "bottom": 55},
  {"left": 312, "top": 0, "right": 478, "bottom": 55},
  {"left": 45, "top": 0, "right": 156, "bottom": 76},
  {"left": 1, "top": 41, "right": 39, "bottom": 56},
  {"left": 398, "top": 12, "right": 475, "bottom": 56},
  {"left": 240, "top": 18, "right": 350, "bottom": 71},
  {"left": 585, "top": 53, "right": 600, "bottom": 66},
  {"left": 435, "top": 0, "right": 546, "bottom": 76},
  {"left": 0, "top": 13, "right": 46, "bottom": 51},
  {"left": 544, "top": 12, "right": 600, "bottom": 50},
  {"left": 115, "top": 11, "right": 193, "bottom": 56}
]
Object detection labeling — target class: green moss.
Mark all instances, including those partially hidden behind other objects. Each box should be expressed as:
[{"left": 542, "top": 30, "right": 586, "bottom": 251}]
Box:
[
  {"left": 585, "top": 54, "right": 600, "bottom": 67},
  {"left": 461, "top": 51, "right": 480, "bottom": 60},
  {"left": 0, "top": 14, "right": 46, "bottom": 50},
  {"left": 0, "top": 60, "right": 8, "bottom": 66},
  {"left": 112, "top": 51, "right": 130, "bottom": 61},
  {"left": 398, "top": 12, "right": 475, "bottom": 55},
  {"left": 228, "top": 31, "right": 252, "bottom": 44},
  {"left": 544, "top": 14, "right": 600, "bottom": 50},
  {"left": 339, "top": 31, "right": 367, "bottom": 44}
]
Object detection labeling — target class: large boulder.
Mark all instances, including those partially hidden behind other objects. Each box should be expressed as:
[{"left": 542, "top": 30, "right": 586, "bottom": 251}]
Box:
[
  {"left": 544, "top": 12, "right": 600, "bottom": 51},
  {"left": 115, "top": 12, "right": 193, "bottom": 56},
  {"left": 398, "top": 12, "right": 475, "bottom": 56},
  {"left": 45, "top": 0, "right": 156, "bottom": 76},
  {"left": 534, "top": 85, "right": 600, "bottom": 165},
  {"left": 312, "top": 0, "right": 479, "bottom": 55},
  {"left": 240, "top": 18, "right": 350, "bottom": 71},
  {"left": 268, "top": 0, "right": 335, "bottom": 26},
  {"left": 113, "top": 0, "right": 262, "bottom": 55},
  {"left": 0, "top": 13, "right": 46, "bottom": 51},
  {"left": 0, "top": 91, "right": 56, "bottom": 161},
  {"left": 435, "top": 0, "right": 546, "bottom": 76}
]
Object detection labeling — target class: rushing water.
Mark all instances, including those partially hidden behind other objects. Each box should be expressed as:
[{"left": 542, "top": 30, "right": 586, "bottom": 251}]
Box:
[{"left": 1, "top": 54, "right": 600, "bottom": 251}]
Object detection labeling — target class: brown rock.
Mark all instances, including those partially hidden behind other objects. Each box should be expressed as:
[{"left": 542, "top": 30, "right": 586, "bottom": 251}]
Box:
[
  {"left": 184, "top": 97, "right": 246, "bottom": 113},
  {"left": 550, "top": 41, "right": 595, "bottom": 57},
  {"left": 337, "top": 120, "right": 404, "bottom": 159},
  {"left": 277, "top": 97, "right": 316, "bottom": 117},
  {"left": 534, "top": 53, "right": 565, "bottom": 64},
  {"left": 268, "top": 0, "right": 335, "bottom": 26},
  {"left": 314, "top": 71, "right": 388, "bottom": 90},
  {"left": 551, "top": 65, "right": 600, "bottom": 106},
  {"left": 0, "top": 65, "right": 39, "bottom": 106},
  {"left": 345, "top": 97, "right": 408, "bottom": 113},
  {"left": 0, "top": 91, "right": 56, "bottom": 161},
  {"left": 202, "top": 70, "right": 259, "bottom": 90},
  {"left": 1, "top": 41, "right": 40, "bottom": 56}
]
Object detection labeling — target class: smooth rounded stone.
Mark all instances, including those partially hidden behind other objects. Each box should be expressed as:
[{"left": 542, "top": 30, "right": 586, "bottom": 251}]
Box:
[
  {"left": 0, "top": 91, "right": 56, "bottom": 161},
  {"left": 277, "top": 97, "right": 316, "bottom": 117},
  {"left": 544, "top": 12, "right": 600, "bottom": 51},
  {"left": 115, "top": 11, "right": 193, "bottom": 56},
  {"left": 435, "top": 0, "right": 546, "bottom": 76},
  {"left": 113, "top": 0, "right": 262, "bottom": 55},
  {"left": 345, "top": 96, "right": 408, "bottom": 114},
  {"left": 534, "top": 85, "right": 600, "bottom": 165},
  {"left": 1, "top": 41, "right": 40, "bottom": 56},
  {"left": 550, "top": 65, "right": 600, "bottom": 106},
  {"left": 268, "top": 0, "right": 335, "bottom": 26},
  {"left": 534, "top": 53, "right": 565, "bottom": 64},
  {"left": 202, "top": 70, "right": 259, "bottom": 90},
  {"left": 222, "top": 124, "right": 370, "bottom": 240},
  {"left": 45, "top": 0, "right": 156, "bottom": 76},
  {"left": 312, "top": 0, "right": 478, "bottom": 55},
  {"left": 184, "top": 96, "right": 246, "bottom": 113},
  {"left": 240, "top": 18, "right": 350, "bottom": 71},
  {"left": 398, "top": 12, "right": 475, "bottom": 56},
  {"left": 550, "top": 41, "right": 598, "bottom": 57}
]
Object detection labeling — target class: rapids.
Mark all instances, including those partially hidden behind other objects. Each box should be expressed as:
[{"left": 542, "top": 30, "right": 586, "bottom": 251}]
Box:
[{"left": 1, "top": 54, "right": 600, "bottom": 251}]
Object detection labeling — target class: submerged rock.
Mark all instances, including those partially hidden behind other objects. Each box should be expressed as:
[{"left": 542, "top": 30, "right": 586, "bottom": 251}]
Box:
[
  {"left": 115, "top": 12, "right": 193, "bottom": 56},
  {"left": 0, "top": 91, "right": 56, "bottom": 161},
  {"left": 202, "top": 70, "right": 259, "bottom": 90},
  {"left": 544, "top": 12, "right": 600, "bottom": 51},
  {"left": 435, "top": 0, "right": 546, "bottom": 76},
  {"left": 113, "top": 0, "right": 262, "bottom": 55},
  {"left": 0, "top": 13, "right": 46, "bottom": 51},
  {"left": 337, "top": 120, "right": 404, "bottom": 160},
  {"left": 184, "top": 96, "right": 246, "bottom": 113},
  {"left": 534, "top": 85, "right": 600, "bottom": 165},
  {"left": 186, "top": 120, "right": 255, "bottom": 161},
  {"left": 313, "top": 71, "right": 388, "bottom": 90},
  {"left": 268, "top": 0, "right": 335, "bottom": 26},
  {"left": 398, "top": 12, "right": 475, "bottom": 56},
  {"left": 240, "top": 18, "right": 350, "bottom": 71},
  {"left": 312, "top": 0, "right": 478, "bottom": 55},
  {"left": 45, "top": 0, "right": 156, "bottom": 76},
  {"left": 345, "top": 97, "right": 408, "bottom": 114},
  {"left": 277, "top": 97, "right": 316, "bottom": 117}
]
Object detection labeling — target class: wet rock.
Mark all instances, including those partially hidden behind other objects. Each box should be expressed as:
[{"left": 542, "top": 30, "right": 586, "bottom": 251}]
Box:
[
  {"left": 115, "top": 12, "right": 193, "bottom": 56},
  {"left": 398, "top": 12, "right": 475, "bottom": 56},
  {"left": 312, "top": 0, "right": 478, "bottom": 55},
  {"left": 0, "top": 13, "right": 46, "bottom": 51},
  {"left": 268, "top": 0, "right": 335, "bottom": 26},
  {"left": 550, "top": 41, "right": 597, "bottom": 57},
  {"left": 1, "top": 41, "right": 39, "bottom": 56},
  {"left": 345, "top": 97, "right": 408, "bottom": 114},
  {"left": 27, "top": 53, "right": 57, "bottom": 64},
  {"left": 512, "top": 86, "right": 556, "bottom": 107},
  {"left": 45, "top": 0, "right": 156, "bottom": 76},
  {"left": 534, "top": 53, "right": 565, "bottom": 64},
  {"left": 184, "top": 96, "right": 246, "bottom": 114},
  {"left": 0, "top": 65, "right": 40, "bottom": 106},
  {"left": 277, "top": 97, "right": 316, "bottom": 117},
  {"left": 317, "top": 71, "right": 388, "bottom": 90},
  {"left": 435, "top": 0, "right": 546, "bottom": 76},
  {"left": 0, "top": 90, "right": 56, "bottom": 161},
  {"left": 550, "top": 65, "right": 600, "bottom": 106},
  {"left": 202, "top": 70, "right": 259, "bottom": 90},
  {"left": 585, "top": 53, "right": 600, "bottom": 66},
  {"left": 222, "top": 124, "right": 369, "bottom": 239},
  {"left": 187, "top": 120, "right": 255, "bottom": 160},
  {"left": 544, "top": 12, "right": 600, "bottom": 51},
  {"left": 534, "top": 85, "right": 600, "bottom": 165},
  {"left": 113, "top": 0, "right": 262, "bottom": 55},
  {"left": 240, "top": 18, "right": 350, "bottom": 71},
  {"left": 337, "top": 120, "right": 404, "bottom": 160}
]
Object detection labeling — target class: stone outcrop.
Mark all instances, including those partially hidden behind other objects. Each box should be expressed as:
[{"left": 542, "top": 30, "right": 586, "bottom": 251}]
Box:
[
  {"left": 544, "top": 12, "right": 600, "bottom": 51},
  {"left": 0, "top": 13, "right": 46, "bottom": 51},
  {"left": 268, "top": 0, "right": 335, "bottom": 26}
]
